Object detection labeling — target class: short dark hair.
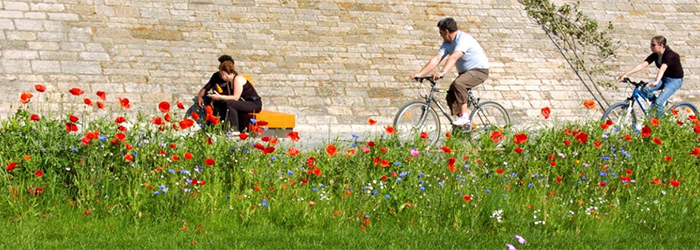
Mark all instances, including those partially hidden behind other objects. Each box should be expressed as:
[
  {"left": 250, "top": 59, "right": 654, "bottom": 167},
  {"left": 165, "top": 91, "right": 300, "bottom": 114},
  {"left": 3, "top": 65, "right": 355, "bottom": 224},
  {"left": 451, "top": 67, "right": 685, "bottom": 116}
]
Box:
[
  {"left": 218, "top": 55, "right": 233, "bottom": 63},
  {"left": 437, "top": 17, "right": 458, "bottom": 32}
]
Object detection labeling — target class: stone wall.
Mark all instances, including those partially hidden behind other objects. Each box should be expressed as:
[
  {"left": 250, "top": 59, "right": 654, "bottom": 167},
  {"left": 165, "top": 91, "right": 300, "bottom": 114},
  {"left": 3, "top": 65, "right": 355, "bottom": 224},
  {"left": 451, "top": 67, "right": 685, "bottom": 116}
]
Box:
[{"left": 2, "top": 0, "right": 699, "bottom": 134}]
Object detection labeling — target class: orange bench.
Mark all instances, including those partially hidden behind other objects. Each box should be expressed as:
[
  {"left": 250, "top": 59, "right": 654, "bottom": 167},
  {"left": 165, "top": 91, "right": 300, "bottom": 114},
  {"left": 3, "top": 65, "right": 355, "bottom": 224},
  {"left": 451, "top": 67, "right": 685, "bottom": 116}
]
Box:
[{"left": 242, "top": 74, "right": 296, "bottom": 136}]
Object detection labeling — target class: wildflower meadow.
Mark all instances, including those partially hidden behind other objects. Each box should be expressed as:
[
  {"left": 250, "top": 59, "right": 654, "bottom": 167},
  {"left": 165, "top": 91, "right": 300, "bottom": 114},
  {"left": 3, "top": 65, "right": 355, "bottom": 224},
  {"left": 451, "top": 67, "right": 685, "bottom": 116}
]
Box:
[{"left": 3, "top": 85, "right": 700, "bottom": 249}]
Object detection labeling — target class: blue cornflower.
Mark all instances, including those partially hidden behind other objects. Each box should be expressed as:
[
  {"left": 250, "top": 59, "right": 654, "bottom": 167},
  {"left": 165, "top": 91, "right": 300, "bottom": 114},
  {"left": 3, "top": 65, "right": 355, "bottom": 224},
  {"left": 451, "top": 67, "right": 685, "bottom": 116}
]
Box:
[
  {"left": 461, "top": 179, "right": 466, "bottom": 183},
  {"left": 132, "top": 152, "right": 137, "bottom": 157},
  {"left": 168, "top": 169, "right": 175, "bottom": 174},
  {"left": 611, "top": 173, "right": 617, "bottom": 177},
  {"left": 385, "top": 194, "right": 391, "bottom": 199},
  {"left": 456, "top": 174, "right": 462, "bottom": 178},
  {"left": 312, "top": 188, "right": 318, "bottom": 192},
  {"left": 262, "top": 198, "right": 268, "bottom": 207},
  {"left": 601, "top": 156, "right": 610, "bottom": 161},
  {"left": 98, "top": 136, "right": 107, "bottom": 141},
  {"left": 399, "top": 171, "right": 408, "bottom": 178},
  {"left": 352, "top": 133, "right": 360, "bottom": 139},
  {"left": 250, "top": 118, "right": 257, "bottom": 124},
  {"left": 270, "top": 156, "right": 277, "bottom": 161},
  {"left": 396, "top": 178, "right": 402, "bottom": 183},
  {"left": 418, "top": 180, "right": 424, "bottom": 184},
  {"left": 599, "top": 172, "right": 607, "bottom": 177},
  {"left": 71, "top": 147, "right": 78, "bottom": 152},
  {"left": 511, "top": 172, "right": 517, "bottom": 177},
  {"left": 153, "top": 191, "right": 160, "bottom": 196},
  {"left": 419, "top": 186, "right": 425, "bottom": 191},
  {"left": 528, "top": 183, "right": 534, "bottom": 188},
  {"left": 395, "top": 161, "right": 401, "bottom": 166},
  {"left": 352, "top": 143, "right": 357, "bottom": 148},
  {"left": 287, "top": 170, "right": 294, "bottom": 176},
  {"left": 464, "top": 164, "right": 470, "bottom": 170},
  {"left": 534, "top": 173, "right": 540, "bottom": 178},
  {"left": 230, "top": 148, "right": 236, "bottom": 153},
  {"left": 319, "top": 183, "right": 325, "bottom": 188},
  {"left": 418, "top": 172, "right": 424, "bottom": 178},
  {"left": 372, "top": 190, "right": 378, "bottom": 195},
  {"left": 438, "top": 181, "right": 444, "bottom": 187},
  {"left": 581, "top": 176, "right": 587, "bottom": 181},
  {"left": 485, "top": 189, "right": 491, "bottom": 194},
  {"left": 226, "top": 195, "right": 231, "bottom": 201}
]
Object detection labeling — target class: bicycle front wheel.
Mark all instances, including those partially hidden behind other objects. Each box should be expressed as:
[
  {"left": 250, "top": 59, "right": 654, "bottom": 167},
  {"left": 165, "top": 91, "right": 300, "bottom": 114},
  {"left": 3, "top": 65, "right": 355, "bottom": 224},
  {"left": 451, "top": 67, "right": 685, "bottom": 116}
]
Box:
[
  {"left": 668, "top": 102, "right": 699, "bottom": 124},
  {"left": 393, "top": 101, "right": 440, "bottom": 147},
  {"left": 601, "top": 101, "right": 639, "bottom": 131},
  {"left": 468, "top": 101, "right": 510, "bottom": 140}
]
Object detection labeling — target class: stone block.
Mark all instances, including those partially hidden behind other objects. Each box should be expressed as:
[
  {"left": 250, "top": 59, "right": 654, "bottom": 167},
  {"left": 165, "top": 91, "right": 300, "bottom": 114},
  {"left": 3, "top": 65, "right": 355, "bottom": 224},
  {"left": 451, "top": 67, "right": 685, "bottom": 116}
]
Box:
[
  {"left": 80, "top": 52, "right": 111, "bottom": 61},
  {"left": 0, "top": 19, "right": 14, "bottom": 30},
  {"left": 14, "top": 19, "right": 44, "bottom": 31},
  {"left": 60, "top": 61, "right": 102, "bottom": 74},
  {"left": 29, "top": 3, "right": 66, "bottom": 12},
  {"left": 2, "top": 60, "right": 31, "bottom": 73},
  {"left": 4, "top": 2, "right": 29, "bottom": 11},
  {"left": 31, "top": 60, "right": 60, "bottom": 72},
  {"left": 6, "top": 31, "right": 36, "bottom": 40}
]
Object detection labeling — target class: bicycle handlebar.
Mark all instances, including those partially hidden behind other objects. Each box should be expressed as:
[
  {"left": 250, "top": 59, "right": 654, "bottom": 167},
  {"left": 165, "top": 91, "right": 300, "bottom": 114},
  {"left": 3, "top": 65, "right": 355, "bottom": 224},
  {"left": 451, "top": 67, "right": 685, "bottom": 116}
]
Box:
[
  {"left": 413, "top": 75, "right": 443, "bottom": 83},
  {"left": 623, "top": 77, "right": 648, "bottom": 88}
]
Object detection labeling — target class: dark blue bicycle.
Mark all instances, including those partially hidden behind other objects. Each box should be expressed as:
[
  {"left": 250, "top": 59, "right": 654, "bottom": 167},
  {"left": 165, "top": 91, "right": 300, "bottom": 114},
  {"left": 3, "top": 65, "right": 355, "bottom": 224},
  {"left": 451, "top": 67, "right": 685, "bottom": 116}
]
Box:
[{"left": 601, "top": 78, "right": 698, "bottom": 129}]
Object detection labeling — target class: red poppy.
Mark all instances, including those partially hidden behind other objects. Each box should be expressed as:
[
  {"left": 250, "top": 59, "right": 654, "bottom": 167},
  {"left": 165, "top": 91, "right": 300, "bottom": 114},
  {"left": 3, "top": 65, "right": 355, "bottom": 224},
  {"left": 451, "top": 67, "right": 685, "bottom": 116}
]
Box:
[
  {"left": 514, "top": 147, "right": 522, "bottom": 154},
  {"left": 691, "top": 147, "right": 700, "bottom": 157},
  {"left": 445, "top": 132, "right": 451, "bottom": 138},
  {"left": 118, "top": 97, "right": 131, "bottom": 109},
  {"left": 513, "top": 133, "right": 528, "bottom": 144},
  {"left": 83, "top": 98, "right": 92, "bottom": 106},
  {"left": 664, "top": 156, "right": 671, "bottom": 162},
  {"left": 420, "top": 132, "right": 429, "bottom": 139},
  {"left": 118, "top": 126, "right": 127, "bottom": 132},
  {"left": 448, "top": 157, "right": 456, "bottom": 171},
  {"left": 183, "top": 152, "right": 193, "bottom": 160},
  {"left": 600, "top": 123, "right": 609, "bottom": 130},
  {"left": 191, "top": 112, "right": 200, "bottom": 120},
  {"left": 114, "top": 116, "right": 126, "bottom": 124},
  {"left": 496, "top": 169, "right": 504, "bottom": 174},
  {"left": 263, "top": 147, "right": 276, "bottom": 154},
  {"left": 652, "top": 137, "right": 662, "bottom": 145},
  {"left": 598, "top": 181, "right": 606, "bottom": 187},
  {"left": 385, "top": 126, "right": 395, "bottom": 134},
  {"left": 380, "top": 159, "right": 390, "bottom": 167},
  {"left": 286, "top": 131, "right": 300, "bottom": 142},
  {"left": 288, "top": 147, "right": 300, "bottom": 156},
  {"left": 563, "top": 140, "right": 571, "bottom": 146},
  {"left": 693, "top": 125, "right": 700, "bottom": 134},
  {"left": 380, "top": 147, "right": 388, "bottom": 153},
  {"left": 96, "top": 102, "right": 105, "bottom": 109},
  {"left": 35, "top": 169, "right": 43, "bottom": 177},
  {"left": 624, "top": 135, "right": 632, "bottom": 141},
  {"left": 124, "top": 144, "right": 132, "bottom": 150},
  {"left": 6, "top": 162, "right": 17, "bottom": 172},
  {"left": 366, "top": 141, "right": 376, "bottom": 147},
  {"left": 124, "top": 154, "right": 133, "bottom": 162},
  {"left": 30, "top": 114, "right": 40, "bottom": 121},
  {"left": 641, "top": 125, "right": 651, "bottom": 138},
  {"left": 236, "top": 133, "right": 248, "bottom": 140},
  {"left": 96, "top": 91, "right": 106, "bottom": 101},
  {"left": 463, "top": 195, "right": 472, "bottom": 202},
  {"left": 606, "top": 119, "right": 613, "bottom": 125},
  {"left": 115, "top": 133, "right": 126, "bottom": 142},
  {"left": 152, "top": 117, "right": 165, "bottom": 125},
  {"left": 20, "top": 91, "right": 33, "bottom": 104},
  {"left": 69, "top": 88, "right": 84, "bottom": 96},
  {"left": 576, "top": 133, "right": 588, "bottom": 144},
  {"left": 326, "top": 144, "right": 337, "bottom": 157},
  {"left": 35, "top": 84, "right": 46, "bottom": 92},
  {"left": 176, "top": 101, "right": 184, "bottom": 109},
  {"left": 69, "top": 115, "right": 79, "bottom": 122},
  {"left": 205, "top": 114, "right": 219, "bottom": 125},
  {"left": 550, "top": 161, "right": 557, "bottom": 167},
  {"left": 670, "top": 179, "right": 680, "bottom": 187},
  {"left": 541, "top": 107, "right": 550, "bottom": 119},
  {"left": 368, "top": 119, "right": 377, "bottom": 125},
  {"left": 179, "top": 119, "right": 194, "bottom": 130},
  {"left": 441, "top": 146, "right": 452, "bottom": 154},
  {"left": 158, "top": 101, "right": 170, "bottom": 113},
  {"left": 65, "top": 123, "right": 78, "bottom": 132},
  {"left": 556, "top": 176, "right": 562, "bottom": 183},
  {"left": 312, "top": 168, "right": 322, "bottom": 177},
  {"left": 205, "top": 158, "right": 215, "bottom": 166},
  {"left": 583, "top": 100, "right": 595, "bottom": 109},
  {"left": 490, "top": 130, "right": 503, "bottom": 143},
  {"left": 594, "top": 140, "right": 601, "bottom": 149},
  {"left": 650, "top": 118, "right": 660, "bottom": 127}
]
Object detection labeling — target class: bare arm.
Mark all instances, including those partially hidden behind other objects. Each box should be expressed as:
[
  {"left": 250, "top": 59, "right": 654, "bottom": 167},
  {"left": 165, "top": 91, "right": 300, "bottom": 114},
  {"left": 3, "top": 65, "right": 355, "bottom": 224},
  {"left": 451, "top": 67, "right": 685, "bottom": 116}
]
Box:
[
  {"left": 412, "top": 54, "right": 444, "bottom": 79},
  {"left": 208, "top": 75, "right": 246, "bottom": 102},
  {"left": 197, "top": 88, "right": 207, "bottom": 108},
  {"left": 431, "top": 51, "right": 464, "bottom": 80},
  {"left": 619, "top": 61, "right": 650, "bottom": 81},
  {"left": 649, "top": 63, "right": 668, "bottom": 87}
]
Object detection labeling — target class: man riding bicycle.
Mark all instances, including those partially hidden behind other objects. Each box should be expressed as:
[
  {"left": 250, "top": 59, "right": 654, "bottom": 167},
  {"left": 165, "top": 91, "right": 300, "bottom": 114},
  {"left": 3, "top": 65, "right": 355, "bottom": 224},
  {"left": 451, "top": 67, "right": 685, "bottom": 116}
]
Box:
[
  {"left": 619, "top": 35, "right": 684, "bottom": 118},
  {"left": 411, "top": 17, "right": 490, "bottom": 127}
]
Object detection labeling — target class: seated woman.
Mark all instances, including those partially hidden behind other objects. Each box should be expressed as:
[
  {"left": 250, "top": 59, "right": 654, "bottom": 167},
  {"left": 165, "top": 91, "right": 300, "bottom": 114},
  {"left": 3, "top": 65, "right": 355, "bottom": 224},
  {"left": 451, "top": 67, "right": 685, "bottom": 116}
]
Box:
[{"left": 196, "top": 55, "right": 262, "bottom": 133}]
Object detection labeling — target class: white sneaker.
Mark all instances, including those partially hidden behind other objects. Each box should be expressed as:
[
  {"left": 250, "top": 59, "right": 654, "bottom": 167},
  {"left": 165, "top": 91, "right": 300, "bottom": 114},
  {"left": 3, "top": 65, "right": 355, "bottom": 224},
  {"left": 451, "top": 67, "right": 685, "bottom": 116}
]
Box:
[
  {"left": 452, "top": 116, "right": 471, "bottom": 126},
  {"left": 227, "top": 131, "right": 241, "bottom": 137}
]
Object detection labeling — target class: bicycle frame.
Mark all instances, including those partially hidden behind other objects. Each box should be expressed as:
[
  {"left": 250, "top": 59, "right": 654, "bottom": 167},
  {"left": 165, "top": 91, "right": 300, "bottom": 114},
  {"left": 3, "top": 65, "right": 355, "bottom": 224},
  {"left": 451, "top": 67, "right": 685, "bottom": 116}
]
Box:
[
  {"left": 418, "top": 78, "right": 479, "bottom": 125},
  {"left": 627, "top": 84, "right": 652, "bottom": 118}
]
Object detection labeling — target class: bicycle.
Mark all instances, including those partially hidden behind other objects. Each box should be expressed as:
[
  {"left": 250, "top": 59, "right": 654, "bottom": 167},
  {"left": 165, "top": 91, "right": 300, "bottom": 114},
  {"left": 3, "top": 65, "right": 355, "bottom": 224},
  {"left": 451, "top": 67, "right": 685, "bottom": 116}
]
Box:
[
  {"left": 601, "top": 78, "right": 698, "bottom": 129},
  {"left": 393, "top": 76, "right": 511, "bottom": 147}
]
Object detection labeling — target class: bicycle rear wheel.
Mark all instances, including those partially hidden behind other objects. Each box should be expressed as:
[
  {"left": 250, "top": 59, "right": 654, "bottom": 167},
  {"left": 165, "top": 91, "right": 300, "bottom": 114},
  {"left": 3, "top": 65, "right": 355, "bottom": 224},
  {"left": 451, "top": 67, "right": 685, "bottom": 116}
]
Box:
[
  {"left": 601, "top": 101, "right": 640, "bottom": 131},
  {"left": 667, "top": 102, "right": 699, "bottom": 124},
  {"left": 393, "top": 101, "right": 440, "bottom": 147},
  {"left": 466, "top": 101, "right": 510, "bottom": 142}
]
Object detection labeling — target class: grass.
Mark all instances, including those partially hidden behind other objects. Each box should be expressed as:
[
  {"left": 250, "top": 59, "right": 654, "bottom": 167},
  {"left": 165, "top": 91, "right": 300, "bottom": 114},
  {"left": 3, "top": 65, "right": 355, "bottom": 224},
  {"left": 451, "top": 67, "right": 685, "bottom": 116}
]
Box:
[{"left": 4, "top": 91, "right": 700, "bottom": 248}]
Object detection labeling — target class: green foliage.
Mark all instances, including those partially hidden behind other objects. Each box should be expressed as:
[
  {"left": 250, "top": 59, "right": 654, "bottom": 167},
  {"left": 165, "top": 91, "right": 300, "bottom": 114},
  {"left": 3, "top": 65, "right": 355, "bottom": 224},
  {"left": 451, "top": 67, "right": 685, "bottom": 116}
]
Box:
[
  {"left": 520, "top": 0, "right": 619, "bottom": 89},
  {"left": 2, "top": 109, "right": 700, "bottom": 248}
]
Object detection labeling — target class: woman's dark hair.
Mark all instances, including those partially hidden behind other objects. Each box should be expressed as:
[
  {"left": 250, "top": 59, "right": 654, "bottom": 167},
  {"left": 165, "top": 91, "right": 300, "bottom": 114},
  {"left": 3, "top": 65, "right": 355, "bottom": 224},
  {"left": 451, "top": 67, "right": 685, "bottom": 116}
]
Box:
[
  {"left": 218, "top": 55, "right": 234, "bottom": 63},
  {"left": 651, "top": 36, "right": 668, "bottom": 49},
  {"left": 437, "top": 17, "right": 458, "bottom": 32}
]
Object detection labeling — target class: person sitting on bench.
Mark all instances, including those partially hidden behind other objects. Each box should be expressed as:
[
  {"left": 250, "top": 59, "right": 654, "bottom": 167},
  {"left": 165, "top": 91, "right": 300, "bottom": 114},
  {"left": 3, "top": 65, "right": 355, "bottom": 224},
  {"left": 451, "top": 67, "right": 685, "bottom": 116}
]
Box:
[{"left": 196, "top": 55, "right": 262, "bottom": 133}]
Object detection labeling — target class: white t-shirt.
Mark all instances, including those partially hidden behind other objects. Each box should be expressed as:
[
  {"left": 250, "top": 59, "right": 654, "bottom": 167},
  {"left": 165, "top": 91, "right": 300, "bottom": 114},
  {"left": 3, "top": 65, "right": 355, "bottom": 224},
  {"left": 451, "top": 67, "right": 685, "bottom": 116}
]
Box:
[{"left": 438, "top": 30, "right": 489, "bottom": 72}]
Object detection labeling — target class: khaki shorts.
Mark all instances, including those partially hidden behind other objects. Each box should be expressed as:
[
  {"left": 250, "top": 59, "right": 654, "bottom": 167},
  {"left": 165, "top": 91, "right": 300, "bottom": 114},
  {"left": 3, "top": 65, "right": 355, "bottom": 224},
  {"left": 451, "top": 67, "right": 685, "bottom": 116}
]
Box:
[{"left": 446, "top": 69, "right": 489, "bottom": 116}]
